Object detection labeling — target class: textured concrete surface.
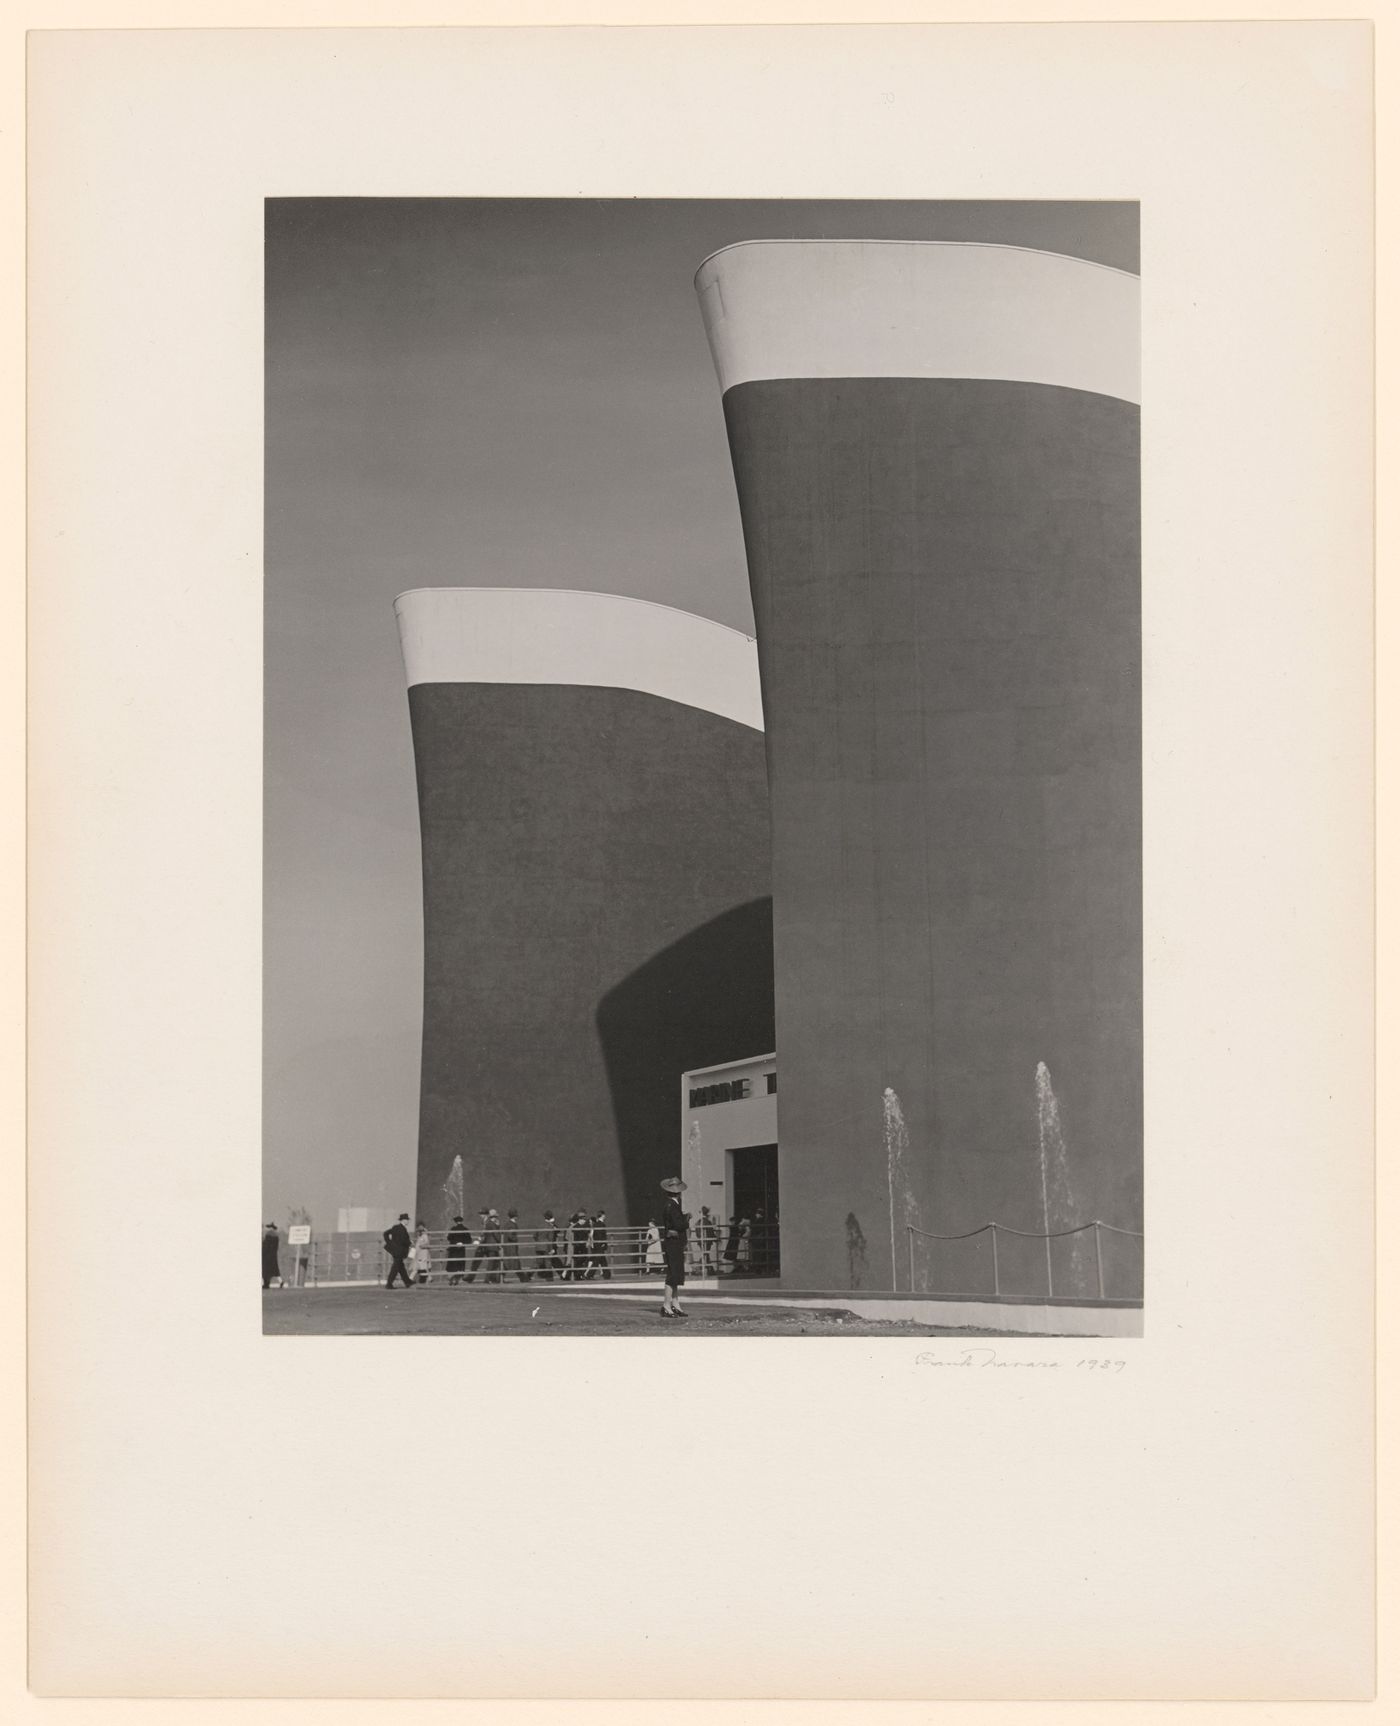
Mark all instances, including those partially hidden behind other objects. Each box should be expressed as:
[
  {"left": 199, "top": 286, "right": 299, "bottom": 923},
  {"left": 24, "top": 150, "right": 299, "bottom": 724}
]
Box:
[
  {"left": 722, "top": 377, "right": 1142, "bottom": 1295},
  {"left": 261, "top": 1285, "right": 1003, "bottom": 1336},
  {"left": 407, "top": 682, "right": 773, "bottom": 1229}
]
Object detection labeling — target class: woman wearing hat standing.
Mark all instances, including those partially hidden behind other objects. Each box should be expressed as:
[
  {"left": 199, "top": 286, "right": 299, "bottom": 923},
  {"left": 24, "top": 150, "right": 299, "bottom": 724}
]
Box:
[{"left": 659, "top": 1177, "right": 690, "bottom": 1319}]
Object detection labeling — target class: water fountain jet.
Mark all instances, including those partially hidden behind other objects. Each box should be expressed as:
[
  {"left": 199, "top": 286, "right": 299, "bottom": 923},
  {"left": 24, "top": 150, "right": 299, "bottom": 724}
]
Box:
[
  {"left": 442, "top": 1154, "right": 465, "bottom": 1231},
  {"left": 882, "top": 1087, "right": 922, "bottom": 1291}
]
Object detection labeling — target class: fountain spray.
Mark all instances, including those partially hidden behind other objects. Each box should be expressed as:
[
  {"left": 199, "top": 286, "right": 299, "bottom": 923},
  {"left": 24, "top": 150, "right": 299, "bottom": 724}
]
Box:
[{"left": 442, "top": 1154, "right": 465, "bottom": 1231}]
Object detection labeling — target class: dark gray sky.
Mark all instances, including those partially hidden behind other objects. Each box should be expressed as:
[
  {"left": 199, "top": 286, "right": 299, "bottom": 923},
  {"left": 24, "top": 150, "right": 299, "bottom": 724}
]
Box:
[{"left": 263, "top": 198, "right": 1139, "bottom": 1230}]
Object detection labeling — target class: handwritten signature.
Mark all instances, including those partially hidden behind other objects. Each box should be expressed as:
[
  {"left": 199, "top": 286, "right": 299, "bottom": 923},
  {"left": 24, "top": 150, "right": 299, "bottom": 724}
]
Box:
[{"left": 915, "top": 1347, "right": 1127, "bottom": 1372}]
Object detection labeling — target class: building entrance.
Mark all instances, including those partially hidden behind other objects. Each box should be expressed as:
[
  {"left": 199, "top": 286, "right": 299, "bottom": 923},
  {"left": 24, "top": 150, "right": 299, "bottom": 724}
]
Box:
[{"left": 728, "top": 1143, "right": 779, "bottom": 1276}]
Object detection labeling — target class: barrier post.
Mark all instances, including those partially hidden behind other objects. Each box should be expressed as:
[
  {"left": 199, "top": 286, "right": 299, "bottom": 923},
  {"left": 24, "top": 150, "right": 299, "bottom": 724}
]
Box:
[
  {"left": 907, "top": 1226, "right": 915, "bottom": 1296},
  {"left": 989, "top": 1224, "right": 1000, "bottom": 1296},
  {"left": 1093, "top": 1222, "right": 1105, "bottom": 1299},
  {"left": 1044, "top": 1230, "right": 1054, "bottom": 1300}
]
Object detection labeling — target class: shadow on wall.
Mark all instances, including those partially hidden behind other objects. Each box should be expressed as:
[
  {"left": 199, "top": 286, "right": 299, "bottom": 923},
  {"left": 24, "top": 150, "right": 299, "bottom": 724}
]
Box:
[
  {"left": 596, "top": 897, "right": 775, "bottom": 1227},
  {"left": 845, "top": 1214, "right": 868, "bottom": 1290}
]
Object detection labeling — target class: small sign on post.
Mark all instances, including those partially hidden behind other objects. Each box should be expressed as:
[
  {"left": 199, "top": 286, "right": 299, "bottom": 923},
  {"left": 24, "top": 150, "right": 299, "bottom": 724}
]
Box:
[{"left": 287, "top": 1223, "right": 311, "bottom": 1287}]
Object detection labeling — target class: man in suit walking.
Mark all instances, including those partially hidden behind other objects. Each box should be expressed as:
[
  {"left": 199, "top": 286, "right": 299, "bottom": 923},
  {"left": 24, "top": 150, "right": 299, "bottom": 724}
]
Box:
[
  {"left": 534, "top": 1210, "right": 564, "bottom": 1281},
  {"left": 383, "top": 1213, "right": 415, "bottom": 1289},
  {"left": 468, "top": 1209, "right": 503, "bottom": 1283}
]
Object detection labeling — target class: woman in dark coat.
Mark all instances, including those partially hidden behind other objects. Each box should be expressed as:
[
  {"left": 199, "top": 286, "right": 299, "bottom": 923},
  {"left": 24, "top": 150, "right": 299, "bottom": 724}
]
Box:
[
  {"left": 659, "top": 1176, "right": 689, "bottom": 1319},
  {"left": 445, "top": 1215, "right": 472, "bottom": 1285},
  {"left": 480, "top": 1209, "right": 503, "bottom": 1283},
  {"left": 570, "top": 1210, "right": 591, "bottom": 1280}
]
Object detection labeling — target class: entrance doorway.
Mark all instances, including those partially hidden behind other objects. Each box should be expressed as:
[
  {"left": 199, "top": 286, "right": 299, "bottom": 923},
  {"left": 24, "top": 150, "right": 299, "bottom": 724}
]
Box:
[{"left": 727, "top": 1144, "right": 779, "bottom": 1276}]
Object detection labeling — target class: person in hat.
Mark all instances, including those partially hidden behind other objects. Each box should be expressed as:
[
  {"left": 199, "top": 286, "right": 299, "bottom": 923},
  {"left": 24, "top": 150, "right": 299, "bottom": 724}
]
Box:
[
  {"left": 383, "top": 1213, "right": 415, "bottom": 1289},
  {"left": 261, "top": 1222, "right": 281, "bottom": 1290},
  {"left": 466, "top": 1208, "right": 491, "bottom": 1282},
  {"left": 659, "top": 1177, "right": 690, "bottom": 1318},
  {"left": 445, "top": 1214, "right": 472, "bottom": 1285},
  {"left": 413, "top": 1221, "right": 433, "bottom": 1284},
  {"left": 569, "top": 1210, "right": 591, "bottom": 1280},
  {"left": 590, "top": 1210, "right": 611, "bottom": 1280},
  {"left": 484, "top": 1208, "right": 504, "bottom": 1282},
  {"left": 503, "top": 1208, "right": 529, "bottom": 1282},
  {"left": 467, "top": 1208, "right": 502, "bottom": 1283},
  {"left": 534, "top": 1209, "right": 564, "bottom": 1281}
]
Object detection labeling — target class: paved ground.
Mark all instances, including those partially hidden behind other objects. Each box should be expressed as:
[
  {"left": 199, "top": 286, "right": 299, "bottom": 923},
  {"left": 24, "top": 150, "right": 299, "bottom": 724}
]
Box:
[{"left": 262, "top": 1283, "right": 998, "bottom": 1336}]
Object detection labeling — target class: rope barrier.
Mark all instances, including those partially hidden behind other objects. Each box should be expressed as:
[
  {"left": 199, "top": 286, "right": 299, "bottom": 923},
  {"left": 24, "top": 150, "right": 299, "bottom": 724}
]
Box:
[
  {"left": 904, "top": 1216, "right": 1143, "bottom": 1301},
  {"left": 903, "top": 1223, "right": 997, "bottom": 1242},
  {"left": 907, "top": 1219, "right": 1142, "bottom": 1242}
]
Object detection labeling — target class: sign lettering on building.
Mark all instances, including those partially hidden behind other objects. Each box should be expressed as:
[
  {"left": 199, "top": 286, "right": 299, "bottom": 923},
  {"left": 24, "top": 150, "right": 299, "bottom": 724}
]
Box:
[{"left": 688, "top": 1078, "right": 752, "bottom": 1108}]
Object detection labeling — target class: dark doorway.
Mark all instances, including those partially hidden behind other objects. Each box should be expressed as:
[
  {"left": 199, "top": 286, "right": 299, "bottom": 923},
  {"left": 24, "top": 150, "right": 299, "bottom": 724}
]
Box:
[{"left": 729, "top": 1144, "right": 779, "bottom": 1276}]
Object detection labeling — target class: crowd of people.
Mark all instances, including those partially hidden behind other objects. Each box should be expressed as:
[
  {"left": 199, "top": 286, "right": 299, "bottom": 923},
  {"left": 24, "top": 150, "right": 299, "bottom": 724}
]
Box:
[
  {"left": 429, "top": 1207, "right": 616, "bottom": 1285},
  {"left": 261, "top": 1189, "right": 780, "bottom": 1296},
  {"left": 376, "top": 1187, "right": 697, "bottom": 1307}
]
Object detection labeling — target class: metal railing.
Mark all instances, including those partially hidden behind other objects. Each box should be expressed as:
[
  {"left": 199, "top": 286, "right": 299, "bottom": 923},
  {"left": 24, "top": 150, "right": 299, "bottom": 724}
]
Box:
[
  {"left": 267, "top": 1220, "right": 1138, "bottom": 1301},
  {"left": 906, "top": 1219, "right": 1143, "bottom": 1302},
  {"left": 264, "top": 1223, "right": 782, "bottom": 1289}
]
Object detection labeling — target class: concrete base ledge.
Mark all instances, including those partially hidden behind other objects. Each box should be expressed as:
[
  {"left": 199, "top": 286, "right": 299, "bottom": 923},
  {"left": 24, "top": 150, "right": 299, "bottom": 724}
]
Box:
[
  {"left": 556, "top": 1288, "right": 1144, "bottom": 1337},
  {"left": 770, "top": 1289, "right": 1141, "bottom": 1309},
  {"left": 828, "top": 1298, "right": 1142, "bottom": 1336}
]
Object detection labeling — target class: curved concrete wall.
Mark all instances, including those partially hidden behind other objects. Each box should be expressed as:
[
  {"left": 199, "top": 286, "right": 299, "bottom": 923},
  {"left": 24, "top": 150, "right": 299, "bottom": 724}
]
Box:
[
  {"left": 699, "top": 241, "right": 1141, "bottom": 1296},
  {"left": 696, "top": 240, "right": 1139, "bottom": 404},
  {"left": 396, "top": 589, "right": 773, "bottom": 1230},
  {"left": 396, "top": 586, "right": 763, "bottom": 730}
]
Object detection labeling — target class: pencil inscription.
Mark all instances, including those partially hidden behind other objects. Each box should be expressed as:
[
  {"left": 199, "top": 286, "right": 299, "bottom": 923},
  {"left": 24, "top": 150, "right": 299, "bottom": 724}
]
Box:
[{"left": 915, "top": 1348, "right": 1128, "bottom": 1372}]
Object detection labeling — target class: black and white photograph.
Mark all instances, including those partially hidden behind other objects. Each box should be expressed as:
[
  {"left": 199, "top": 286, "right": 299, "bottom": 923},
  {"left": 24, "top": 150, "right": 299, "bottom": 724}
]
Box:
[{"left": 262, "top": 198, "right": 1143, "bottom": 1337}]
